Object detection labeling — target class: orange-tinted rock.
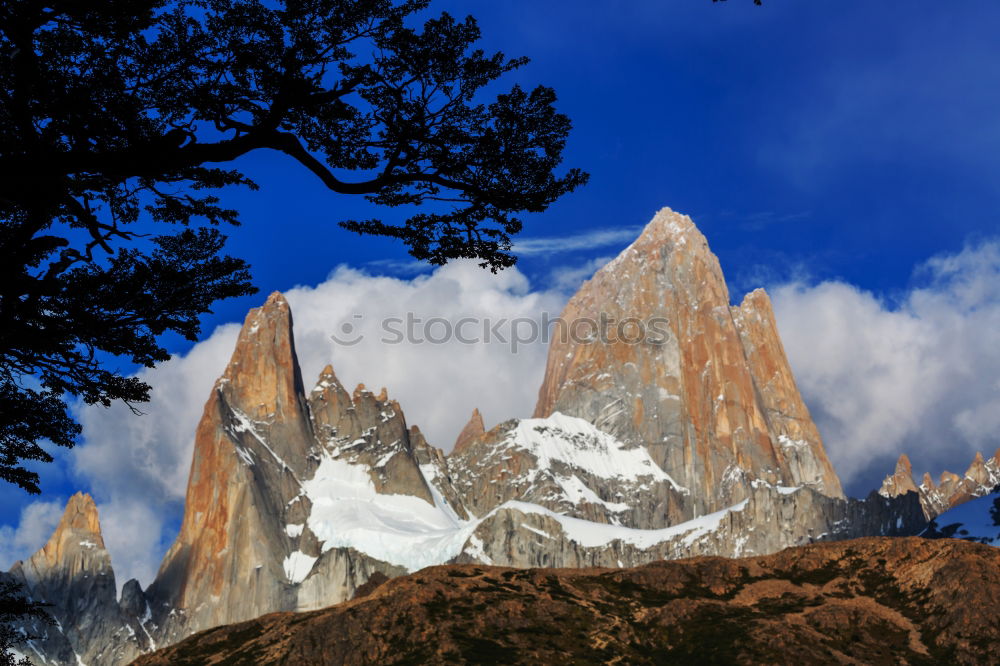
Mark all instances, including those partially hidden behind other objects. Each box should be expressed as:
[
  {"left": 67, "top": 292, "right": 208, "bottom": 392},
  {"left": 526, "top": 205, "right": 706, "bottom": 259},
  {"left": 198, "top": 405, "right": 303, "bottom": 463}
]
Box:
[
  {"left": 879, "top": 454, "right": 920, "bottom": 498},
  {"left": 532, "top": 208, "right": 842, "bottom": 520},
  {"left": 147, "top": 292, "right": 323, "bottom": 642},
  {"left": 453, "top": 408, "right": 486, "bottom": 453},
  {"left": 732, "top": 289, "right": 843, "bottom": 497},
  {"left": 880, "top": 450, "right": 1000, "bottom": 519},
  {"left": 145, "top": 293, "right": 457, "bottom": 646}
]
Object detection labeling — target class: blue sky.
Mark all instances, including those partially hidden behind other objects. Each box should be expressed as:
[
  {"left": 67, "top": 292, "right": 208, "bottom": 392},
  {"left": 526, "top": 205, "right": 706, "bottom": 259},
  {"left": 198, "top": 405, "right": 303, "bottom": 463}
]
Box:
[
  {"left": 195, "top": 0, "right": 1000, "bottom": 322},
  {"left": 4, "top": 1, "right": 1000, "bottom": 584}
]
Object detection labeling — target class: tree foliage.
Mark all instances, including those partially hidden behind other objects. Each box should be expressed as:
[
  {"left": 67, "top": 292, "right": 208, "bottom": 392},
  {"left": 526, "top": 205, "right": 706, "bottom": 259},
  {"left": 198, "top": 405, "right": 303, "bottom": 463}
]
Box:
[
  {"left": 0, "top": 580, "right": 49, "bottom": 666},
  {"left": 0, "top": 0, "right": 587, "bottom": 494}
]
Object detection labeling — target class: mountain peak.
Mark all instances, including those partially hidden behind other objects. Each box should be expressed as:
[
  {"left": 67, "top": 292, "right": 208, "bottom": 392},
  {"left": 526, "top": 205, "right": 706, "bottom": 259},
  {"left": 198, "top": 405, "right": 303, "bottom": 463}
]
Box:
[
  {"left": 881, "top": 450, "right": 1000, "bottom": 519},
  {"left": 453, "top": 408, "right": 485, "bottom": 453},
  {"left": 220, "top": 289, "right": 306, "bottom": 424},
  {"left": 264, "top": 290, "right": 287, "bottom": 306},
  {"left": 40, "top": 492, "right": 105, "bottom": 564},
  {"left": 639, "top": 207, "right": 699, "bottom": 242},
  {"left": 533, "top": 207, "right": 843, "bottom": 519}
]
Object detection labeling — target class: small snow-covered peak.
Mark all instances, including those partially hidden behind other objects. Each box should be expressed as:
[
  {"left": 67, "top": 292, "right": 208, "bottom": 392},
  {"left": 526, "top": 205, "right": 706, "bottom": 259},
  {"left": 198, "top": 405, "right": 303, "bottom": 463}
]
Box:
[{"left": 923, "top": 492, "right": 1000, "bottom": 546}]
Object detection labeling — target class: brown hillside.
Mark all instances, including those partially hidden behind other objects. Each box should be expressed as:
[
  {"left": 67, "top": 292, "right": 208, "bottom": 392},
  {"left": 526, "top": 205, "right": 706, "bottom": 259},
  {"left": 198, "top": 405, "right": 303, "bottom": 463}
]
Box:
[{"left": 132, "top": 537, "right": 1000, "bottom": 665}]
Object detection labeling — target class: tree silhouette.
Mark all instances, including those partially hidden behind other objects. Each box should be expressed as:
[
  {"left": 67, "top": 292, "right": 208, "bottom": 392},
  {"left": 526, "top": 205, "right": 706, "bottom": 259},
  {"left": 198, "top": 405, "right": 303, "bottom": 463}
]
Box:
[
  {"left": 0, "top": 0, "right": 588, "bottom": 495},
  {"left": 0, "top": 579, "right": 48, "bottom": 666}
]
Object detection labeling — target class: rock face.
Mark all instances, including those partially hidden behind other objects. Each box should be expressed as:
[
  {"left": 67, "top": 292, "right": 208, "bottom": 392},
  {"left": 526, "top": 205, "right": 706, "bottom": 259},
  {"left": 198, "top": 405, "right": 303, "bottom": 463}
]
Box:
[
  {"left": 132, "top": 537, "right": 1000, "bottom": 666},
  {"left": 3, "top": 493, "right": 149, "bottom": 665},
  {"left": 8, "top": 208, "right": 933, "bottom": 665},
  {"left": 143, "top": 293, "right": 440, "bottom": 646},
  {"left": 460, "top": 484, "right": 924, "bottom": 570},
  {"left": 879, "top": 449, "right": 1000, "bottom": 518},
  {"left": 532, "top": 209, "right": 842, "bottom": 522},
  {"left": 452, "top": 408, "right": 486, "bottom": 453}
]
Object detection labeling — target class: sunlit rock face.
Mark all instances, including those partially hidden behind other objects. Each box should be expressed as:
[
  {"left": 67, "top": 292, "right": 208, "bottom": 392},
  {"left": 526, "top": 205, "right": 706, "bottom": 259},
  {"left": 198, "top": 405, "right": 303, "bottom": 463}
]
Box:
[
  {"left": 144, "top": 293, "right": 441, "bottom": 645},
  {"left": 532, "top": 208, "right": 843, "bottom": 521},
  {"left": 880, "top": 449, "right": 1000, "bottom": 518}
]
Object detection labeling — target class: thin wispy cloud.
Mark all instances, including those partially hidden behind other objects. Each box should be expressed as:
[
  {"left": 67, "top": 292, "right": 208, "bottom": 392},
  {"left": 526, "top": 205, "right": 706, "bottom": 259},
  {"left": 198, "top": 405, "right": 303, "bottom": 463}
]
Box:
[
  {"left": 513, "top": 226, "right": 643, "bottom": 256},
  {"left": 364, "top": 258, "right": 433, "bottom": 275},
  {"left": 363, "top": 227, "right": 644, "bottom": 275}
]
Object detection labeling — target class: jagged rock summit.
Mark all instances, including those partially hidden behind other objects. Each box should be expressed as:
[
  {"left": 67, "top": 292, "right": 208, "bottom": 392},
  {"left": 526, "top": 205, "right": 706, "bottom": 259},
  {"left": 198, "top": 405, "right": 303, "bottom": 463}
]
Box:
[
  {"left": 3, "top": 493, "right": 151, "bottom": 665},
  {"left": 880, "top": 449, "right": 1000, "bottom": 518},
  {"left": 7, "top": 208, "right": 929, "bottom": 665},
  {"left": 498, "top": 208, "right": 842, "bottom": 524},
  {"left": 453, "top": 408, "right": 486, "bottom": 452}
]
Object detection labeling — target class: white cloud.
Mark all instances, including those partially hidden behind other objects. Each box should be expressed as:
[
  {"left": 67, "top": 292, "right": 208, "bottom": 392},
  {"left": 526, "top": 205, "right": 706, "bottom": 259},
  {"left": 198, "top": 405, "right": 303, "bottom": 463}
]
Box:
[
  {"left": 0, "top": 500, "right": 65, "bottom": 569},
  {"left": 771, "top": 240, "right": 1000, "bottom": 487},
  {"left": 512, "top": 226, "right": 642, "bottom": 255},
  {"left": 283, "top": 262, "right": 566, "bottom": 446},
  {"left": 69, "top": 261, "right": 566, "bottom": 588},
  {"left": 549, "top": 255, "right": 612, "bottom": 291}
]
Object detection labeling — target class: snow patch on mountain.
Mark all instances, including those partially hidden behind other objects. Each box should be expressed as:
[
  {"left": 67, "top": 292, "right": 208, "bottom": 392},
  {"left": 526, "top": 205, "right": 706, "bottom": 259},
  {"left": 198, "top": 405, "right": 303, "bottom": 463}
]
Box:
[
  {"left": 303, "top": 456, "right": 472, "bottom": 572},
  {"left": 298, "top": 445, "right": 756, "bottom": 573},
  {"left": 504, "top": 412, "right": 684, "bottom": 490},
  {"left": 501, "top": 499, "right": 749, "bottom": 549}
]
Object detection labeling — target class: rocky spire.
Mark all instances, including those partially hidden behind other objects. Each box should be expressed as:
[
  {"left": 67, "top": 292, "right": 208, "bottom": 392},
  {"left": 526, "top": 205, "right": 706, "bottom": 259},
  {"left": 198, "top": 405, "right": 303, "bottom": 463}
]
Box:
[
  {"left": 879, "top": 454, "right": 920, "bottom": 498},
  {"left": 531, "top": 208, "right": 843, "bottom": 519},
  {"left": 453, "top": 408, "right": 486, "bottom": 453},
  {"left": 147, "top": 292, "right": 319, "bottom": 641},
  {"left": 147, "top": 294, "right": 457, "bottom": 644},
  {"left": 217, "top": 291, "right": 315, "bottom": 477},
  {"left": 309, "top": 375, "right": 436, "bottom": 505},
  {"left": 880, "top": 450, "right": 1000, "bottom": 519},
  {"left": 15, "top": 493, "right": 107, "bottom": 593},
  {"left": 7, "top": 493, "right": 147, "bottom": 665},
  {"left": 966, "top": 452, "right": 988, "bottom": 485},
  {"left": 732, "top": 288, "right": 843, "bottom": 497}
]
